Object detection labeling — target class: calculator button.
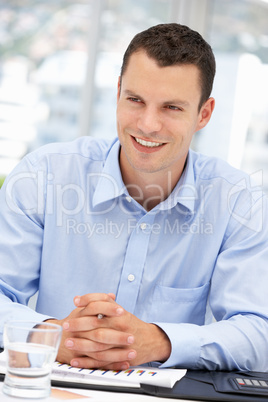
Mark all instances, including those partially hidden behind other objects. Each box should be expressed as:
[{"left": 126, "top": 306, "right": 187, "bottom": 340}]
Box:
[
  {"left": 244, "top": 379, "right": 253, "bottom": 386},
  {"left": 260, "top": 380, "right": 268, "bottom": 387}
]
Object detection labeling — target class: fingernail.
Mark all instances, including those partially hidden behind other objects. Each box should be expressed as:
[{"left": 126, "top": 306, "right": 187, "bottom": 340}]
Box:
[
  {"left": 121, "top": 363, "right": 128, "bottom": 370},
  {"left": 71, "top": 360, "right": 79, "bottom": 367},
  {"left": 116, "top": 307, "right": 124, "bottom": 315},
  {"left": 74, "top": 296, "right": 81, "bottom": 306},
  {"left": 65, "top": 339, "right": 74, "bottom": 348},
  {"left": 127, "top": 335, "right": 134, "bottom": 344},
  {"left": 128, "top": 351, "right": 136, "bottom": 359},
  {"left": 62, "top": 322, "right": 69, "bottom": 330}
]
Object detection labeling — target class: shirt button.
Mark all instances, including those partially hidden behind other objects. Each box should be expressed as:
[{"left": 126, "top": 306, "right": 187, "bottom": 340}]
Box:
[
  {"left": 140, "top": 223, "right": 147, "bottom": 230},
  {"left": 128, "top": 274, "right": 135, "bottom": 282},
  {"left": 126, "top": 196, "right": 132, "bottom": 203}
]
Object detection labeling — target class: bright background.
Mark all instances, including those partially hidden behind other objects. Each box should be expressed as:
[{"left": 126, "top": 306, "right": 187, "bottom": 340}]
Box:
[{"left": 0, "top": 0, "right": 268, "bottom": 193}]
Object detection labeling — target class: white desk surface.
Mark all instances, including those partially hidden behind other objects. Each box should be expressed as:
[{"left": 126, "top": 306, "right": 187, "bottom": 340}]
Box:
[{"left": 0, "top": 382, "right": 200, "bottom": 401}]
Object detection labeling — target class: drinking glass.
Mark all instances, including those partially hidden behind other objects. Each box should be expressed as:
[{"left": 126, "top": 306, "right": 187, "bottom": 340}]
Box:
[{"left": 3, "top": 321, "right": 62, "bottom": 398}]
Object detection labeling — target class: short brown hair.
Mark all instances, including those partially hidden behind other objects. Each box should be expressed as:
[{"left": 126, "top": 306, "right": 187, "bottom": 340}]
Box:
[{"left": 120, "top": 23, "right": 216, "bottom": 110}]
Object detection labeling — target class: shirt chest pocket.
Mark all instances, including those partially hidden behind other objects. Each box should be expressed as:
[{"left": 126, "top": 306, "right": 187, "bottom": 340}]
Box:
[{"left": 149, "top": 281, "right": 211, "bottom": 324}]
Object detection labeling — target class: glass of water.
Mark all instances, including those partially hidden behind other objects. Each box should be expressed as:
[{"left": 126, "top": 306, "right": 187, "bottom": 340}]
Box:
[{"left": 3, "top": 321, "right": 62, "bottom": 399}]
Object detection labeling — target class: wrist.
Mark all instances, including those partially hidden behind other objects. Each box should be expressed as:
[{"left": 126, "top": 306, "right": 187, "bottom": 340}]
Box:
[{"left": 150, "top": 324, "right": 171, "bottom": 363}]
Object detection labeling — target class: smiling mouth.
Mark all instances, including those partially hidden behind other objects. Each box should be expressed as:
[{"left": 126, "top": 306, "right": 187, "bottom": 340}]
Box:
[{"left": 135, "top": 137, "right": 164, "bottom": 148}]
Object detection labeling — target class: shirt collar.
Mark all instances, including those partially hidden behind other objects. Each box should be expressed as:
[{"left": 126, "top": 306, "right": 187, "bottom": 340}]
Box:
[
  {"left": 158, "top": 149, "right": 196, "bottom": 213},
  {"left": 92, "top": 140, "right": 126, "bottom": 207},
  {"left": 93, "top": 141, "right": 196, "bottom": 213}
]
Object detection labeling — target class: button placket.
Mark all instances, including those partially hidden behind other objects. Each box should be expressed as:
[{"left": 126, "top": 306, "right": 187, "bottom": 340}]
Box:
[{"left": 116, "top": 214, "right": 156, "bottom": 313}]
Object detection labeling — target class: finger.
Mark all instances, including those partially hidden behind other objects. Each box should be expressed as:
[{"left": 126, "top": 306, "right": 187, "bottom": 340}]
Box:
[
  {"left": 63, "top": 309, "right": 124, "bottom": 333},
  {"left": 70, "top": 357, "right": 130, "bottom": 371},
  {"left": 88, "top": 328, "right": 135, "bottom": 346},
  {"left": 74, "top": 293, "right": 116, "bottom": 308},
  {"left": 56, "top": 342, "right": 84, "bottom": 366},
  {"left": 64, "top": 337, "right": 112, "bottom": 353},
  {"left": 62, "top": 316, "right": 97, "bottom": 332},
  {"left": 69, "top": 348, "right": 137, "bottom": 368},
  {"left": 81, "top": 301, "right": 124, "bottom": 319},
  {"left": 65, "top": 328, "right": 134, "bottom": 348}
]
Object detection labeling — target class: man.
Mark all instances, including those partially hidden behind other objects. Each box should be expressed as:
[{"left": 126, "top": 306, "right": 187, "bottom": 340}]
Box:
[{"left": 0, "top": 23, "right": 267, "bottom": 372}]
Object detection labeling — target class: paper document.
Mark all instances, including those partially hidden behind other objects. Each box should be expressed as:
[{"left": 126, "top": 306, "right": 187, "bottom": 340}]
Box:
[{"left": 52, "top": 362, "right": 186, "bottom": 389}]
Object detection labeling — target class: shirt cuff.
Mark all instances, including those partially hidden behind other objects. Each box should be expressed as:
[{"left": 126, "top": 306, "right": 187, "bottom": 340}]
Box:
[{"left": 153, "top": 322, "right": 201, "bottom": 368}]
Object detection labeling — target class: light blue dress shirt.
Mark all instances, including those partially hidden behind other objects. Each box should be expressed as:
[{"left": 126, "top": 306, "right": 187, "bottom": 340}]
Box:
[{"left": 0, "top": 137, "right": 268, "bottom": 371}]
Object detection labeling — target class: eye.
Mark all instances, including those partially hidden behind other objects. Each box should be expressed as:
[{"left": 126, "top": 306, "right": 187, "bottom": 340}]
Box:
[
  {"left": 165, "top": 105, "right": 182, "bottom": 111},
  {"left": 127, "top": 97, "right": 142, "bottom": 103}
]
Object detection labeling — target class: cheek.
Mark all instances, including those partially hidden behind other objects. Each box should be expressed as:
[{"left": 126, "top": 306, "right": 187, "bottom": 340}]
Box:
[
  {"left": 116, "top": 108, "right": 124, "bottom": 133},
  {"left": 117, "top": 109, "right": 139, "bottom": 135},
  {"left": 117, "top": 107, "right": 128, "bottom": 129},
  {"left": 172, "top": 117, "right": 198, "bottom": 140},
  {"left": 117, "top": 102, "right": 139, "bottom": 121}
]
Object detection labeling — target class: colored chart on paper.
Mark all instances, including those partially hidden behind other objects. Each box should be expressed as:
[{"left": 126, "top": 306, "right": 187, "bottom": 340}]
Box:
[{"left": 52, "top": 362, "right": 186, "bottom": 389}]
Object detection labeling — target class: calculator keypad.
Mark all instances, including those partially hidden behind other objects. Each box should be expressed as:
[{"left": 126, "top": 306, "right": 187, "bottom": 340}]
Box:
[{"left": 235, "top": 377, "right": 268, "bottom": 389}]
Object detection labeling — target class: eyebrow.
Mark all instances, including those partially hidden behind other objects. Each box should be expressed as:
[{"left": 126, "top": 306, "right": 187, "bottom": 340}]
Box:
[
  {"left": 123, "top": 89, "right": 143, "bottom": 99},
  {"left": 163, "top": 100, "right": 190, "bottom": 107},
  {"left": 123, "top": 89, "right": 190, "bottom": 107}
]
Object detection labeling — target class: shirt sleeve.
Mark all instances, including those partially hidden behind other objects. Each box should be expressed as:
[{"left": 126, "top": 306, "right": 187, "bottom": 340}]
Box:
[
  {"left": 155, "top": 192, "right": 268, "bottom": 372},
  {"left": 0, "top": 157, "right": 52, "bottom": 346}
]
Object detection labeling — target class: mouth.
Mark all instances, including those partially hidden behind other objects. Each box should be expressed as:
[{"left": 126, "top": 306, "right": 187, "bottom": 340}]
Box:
[{"left": 134, "top": 137, "right": 164, "bottom": 148}]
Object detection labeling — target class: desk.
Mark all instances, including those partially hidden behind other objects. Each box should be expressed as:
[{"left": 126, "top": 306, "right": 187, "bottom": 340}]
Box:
[{"left": 0, "top": 382, "right": 199, "bottom": 401}]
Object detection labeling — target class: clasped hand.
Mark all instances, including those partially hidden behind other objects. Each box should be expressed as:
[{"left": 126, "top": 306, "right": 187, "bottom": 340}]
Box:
[{"left": 47, "top": 293, "right": 171, "bottom": 370}]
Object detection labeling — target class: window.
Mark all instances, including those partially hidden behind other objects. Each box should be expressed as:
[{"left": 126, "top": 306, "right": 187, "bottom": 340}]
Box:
[
  {"left": 0, "top": 0, "right": 92, "bottom": 175},
  {"left": 0, "top": 0, "right": 173, "bottom": 177},
  {"left": 194, "top": 0, "right": 268, "bottom": 193},
  {"left": 1, "top": 0, "right": 267, "bottom": 195}
]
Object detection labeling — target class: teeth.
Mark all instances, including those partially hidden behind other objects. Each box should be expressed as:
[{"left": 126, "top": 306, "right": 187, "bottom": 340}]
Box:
[{"left": 135, "top": 137, "right": 163, "bottom": 147}]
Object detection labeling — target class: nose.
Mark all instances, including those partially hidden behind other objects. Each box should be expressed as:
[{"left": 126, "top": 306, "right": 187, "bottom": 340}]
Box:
[{"left": 137, "top": 106, "right": 162, "bottom": 134}]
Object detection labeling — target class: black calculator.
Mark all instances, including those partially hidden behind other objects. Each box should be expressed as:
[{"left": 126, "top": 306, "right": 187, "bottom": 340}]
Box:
[{"left": 232, "top": 376, "right": 268, "bottom": 395}]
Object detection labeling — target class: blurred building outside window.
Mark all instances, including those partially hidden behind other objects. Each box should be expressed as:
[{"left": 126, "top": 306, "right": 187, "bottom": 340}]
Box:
[
  {"left": 0, "top": 0, "right": 172, "bottom": 178},
  {"left": 0, "top": 0, "right": 92, "bottom": 176},
  {"left": 195, "top": 0, "right": 268, "bottom": 193}
]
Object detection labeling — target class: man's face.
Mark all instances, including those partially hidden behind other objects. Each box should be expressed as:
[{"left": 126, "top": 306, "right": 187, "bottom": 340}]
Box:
[{"left": 116, "top": 51, "right": 214, "bottom": 181}]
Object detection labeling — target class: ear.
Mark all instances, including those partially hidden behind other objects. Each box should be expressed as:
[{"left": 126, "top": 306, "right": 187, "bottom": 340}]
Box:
[
  {"left": 117, "top": 76, "right": 121, "bottom": 103},
  {"left": 196, "top": 97, "right": 215, "bottom": 131}
]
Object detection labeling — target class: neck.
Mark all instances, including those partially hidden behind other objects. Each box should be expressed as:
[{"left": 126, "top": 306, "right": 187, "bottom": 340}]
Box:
[{"left": 120, "top": 162, "right": 185, "bottom": 211}]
